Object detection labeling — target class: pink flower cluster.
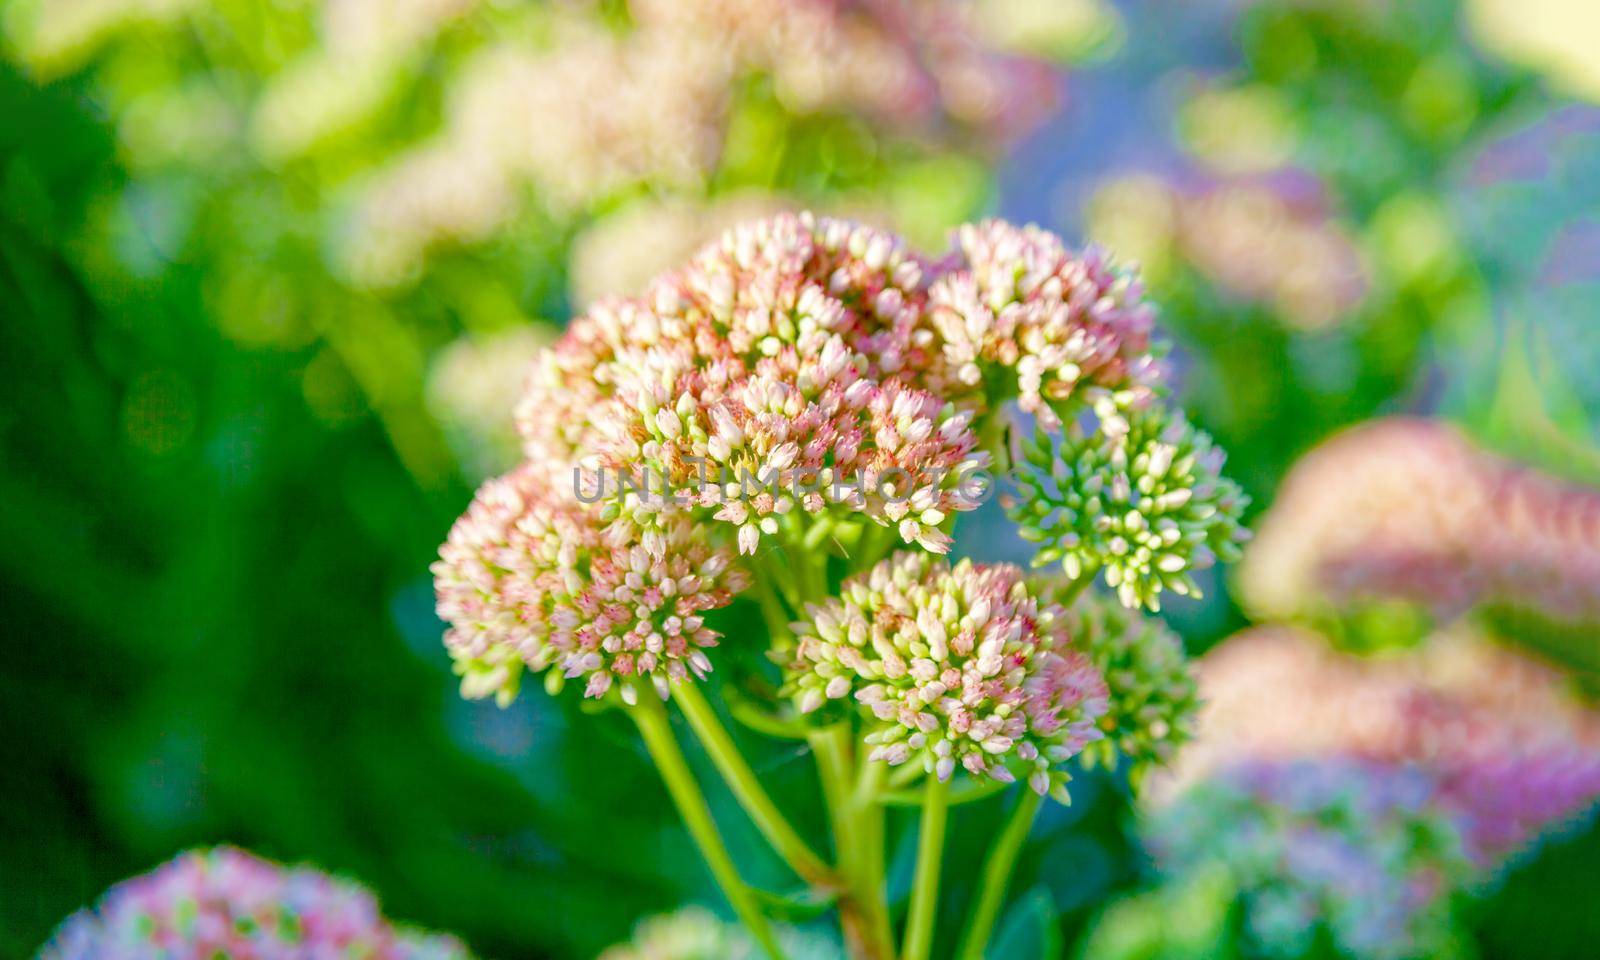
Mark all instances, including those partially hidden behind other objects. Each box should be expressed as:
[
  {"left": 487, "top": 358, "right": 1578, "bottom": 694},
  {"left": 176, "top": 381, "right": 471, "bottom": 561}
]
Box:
[
  {"left": 1239, "top": 417, "right": 1600, "bottom": 628},
  {"left": 929, "top": 221, "right": 1163, "bottom": 430},
  {"left": 440, "top": 213, "right": 1164, "bottom": 704},
  {"left": 1089, "top": 170, "right": 1368, "bottom": 331},
  {"left": 519, "top": 214, "right": 986, "bottom": 555},
  {"left": 1156, "top": 626, "right": 1600, "bottom": 863},
  {"left": 783, "top": 551, "right": 1109, "bottom": 800},
  {"left": 513, "top": 213, "right": 1162, "bottom": 556},
  {"left": 342, "top": 0, "right": 1062, "bottom": 284},
  {"left": 630, "top": 0, "right": 1060, "bottom": 141},
  {"left": 433, "top": 463, "right": 748, "bottom": 705},
  {"left": 40, "top": 847, "right": 470, "bottom": 960}
]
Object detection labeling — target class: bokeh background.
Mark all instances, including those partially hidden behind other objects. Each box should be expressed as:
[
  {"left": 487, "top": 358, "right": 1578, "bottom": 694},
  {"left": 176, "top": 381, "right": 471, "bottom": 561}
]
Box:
[{"left": 3, "top": 0, "right": 1598, "bottom": 957}]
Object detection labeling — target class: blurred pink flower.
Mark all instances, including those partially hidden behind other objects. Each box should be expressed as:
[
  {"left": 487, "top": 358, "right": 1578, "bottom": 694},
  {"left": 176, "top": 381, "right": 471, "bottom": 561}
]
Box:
[
  {"left": 342, "top": 0, "right": 1062, "bottom": 286},
  {"left": 1239, "top": 417, "right": 1600, "bottom": 627},
  {"left": 1090, "top": 170, "right": 1368, "bottom": 331},
  {"left": 1156, "top": 626, "right": 1600, "bottom": 862},
  {"left": 41, "top": 846, "right": 471, "bottom": 960}
]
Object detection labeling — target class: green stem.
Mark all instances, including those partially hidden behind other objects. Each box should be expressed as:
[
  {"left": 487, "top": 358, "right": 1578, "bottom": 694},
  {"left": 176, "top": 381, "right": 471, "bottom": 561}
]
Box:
[
  {"left": 800, "top": 539, "right": 829, "bottom": 601},
  {"left": 812, "top": 725, "right": 894, "bottom": 960},
  {"left": 976, "top": 403, "right": 1017, "bottom": 474},
  {"left": 902, "top": 776, "right": 950, "bottom": 960},
  {"left": 758, "top": 546, "right": 806, "bottom": 613},
  {"left": 954, "top": 789, "right": 1043, "bottom": 960},
  {"left": 852, "top": 758, "right": 895, "bottom": 954},
  {"left": 810, "top": 725, "right": 857, "bottom": 870},
  {"left": 856, "top": 522, "right": 899, "bottom": 568},
  {"left": 887, "top": 761, "right": 926, "bottom": 790},
  {"left": 727, "top": 692, "right": 813, "bottom": 741},
  {"left": 672, "top": 681, "right": 833, "bottom": 886},
  {"left": 753, "top": 571, "right": 797, "bottom": 637},
  {"left": 1054, "top": 573, "right": 1095, "bottom": 609},
  {"left": 629, "top": 694, "right": 786, "bottom": 960}
]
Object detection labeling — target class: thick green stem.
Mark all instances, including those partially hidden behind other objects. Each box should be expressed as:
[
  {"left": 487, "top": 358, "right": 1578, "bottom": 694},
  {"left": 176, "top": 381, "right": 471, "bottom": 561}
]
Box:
[
  {"left": 852, "top": 758, "right": 895, "bottom": 954},
  {"left": 812, "top": 725, "right": 894, "bottom": 960},
  {"left": 672, "top": 681, "right": 832, "bottom": 886},
  {"left": 629, "top": 695, "right": 785, "bottom": 960},
  {"left": 902, "top": 776, "right": 950, "bottom": 960},
  {"left": 954, "top": 789, "right": 1043, "bottom": 960}
]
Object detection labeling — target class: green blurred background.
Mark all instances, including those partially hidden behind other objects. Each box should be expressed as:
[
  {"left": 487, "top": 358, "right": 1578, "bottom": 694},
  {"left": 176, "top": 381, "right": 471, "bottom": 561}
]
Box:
[{"left": 3, "top": 0, "right": 1598, "bottom": 956}]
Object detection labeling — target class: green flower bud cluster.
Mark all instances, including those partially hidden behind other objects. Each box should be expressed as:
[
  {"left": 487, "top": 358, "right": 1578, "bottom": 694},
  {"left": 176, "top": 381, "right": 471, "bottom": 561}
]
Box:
[
  {"left": 1010, "top": 405, "right": 1249, "bottom": 611},
  {"left": 1039, "top": 588, "right": 1199, "bottom": 784}
]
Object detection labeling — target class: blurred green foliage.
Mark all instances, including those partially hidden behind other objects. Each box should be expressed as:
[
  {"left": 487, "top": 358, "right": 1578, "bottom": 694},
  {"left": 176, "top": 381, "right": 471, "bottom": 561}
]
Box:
[
  {"left": 0, "top": 63, "right": 696, "bottom": 958},
  {"left": 1099, "top": 0, "right": 1536, "bottom": 505}
]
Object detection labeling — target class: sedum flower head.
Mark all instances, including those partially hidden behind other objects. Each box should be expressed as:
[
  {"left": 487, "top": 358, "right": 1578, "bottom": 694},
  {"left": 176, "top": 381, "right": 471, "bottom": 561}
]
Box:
[
  {"left": 598, "top": 905, "right": 837, "bottom": 960},
  {"left": 1040, "top": 588, "right": 1199, "bottom": 781},
  {"left": 509, "top": 213, "right": 1238, "bottom": 561},
  {"left": 515, "top": 212, "right": 991, "bottom": 556},
  {"left": 1011, "top": 404, "right": 1250, "bottom": 611},
  {"left": 39, "top": 846, "right": 471, "bottom": 960},
  {"left": 782, "top": 551, "right": 1109, "bottom": 800},
  {"left": 1146, "top": 760, "right": 1472, "bottom": 960},
  {"left": 1087, "top": 170, "right": 1368, "bottom": 332},
  {"left": 927, "top": 220, "right": 1163, "bottom": 431},
  {"left": 432, "top": 462, "right": 748, "bottom": 706},
  {"left": 1158, "top": 625, "right": 1600, "bottom": 864},
  {"left": 1239, "top": 417, "right": 1600, "bottom": 629},
  {"left": 597, "top": 907, "right": 732, "bottom": 960}
]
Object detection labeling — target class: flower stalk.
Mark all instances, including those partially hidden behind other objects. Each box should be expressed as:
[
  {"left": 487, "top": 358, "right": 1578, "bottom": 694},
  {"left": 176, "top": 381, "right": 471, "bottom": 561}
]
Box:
[
  {"left": 628, "top": 692, "right": 786, "bottom": 960},
  {"left": 902, "top": 776, "right": 951, "bottom": 960},
  {"left": 671, "top": 680, "right": 833, "bottom": 886},
  {"left": 955, "top": 788, "right": 1044, "bottom": 960}
]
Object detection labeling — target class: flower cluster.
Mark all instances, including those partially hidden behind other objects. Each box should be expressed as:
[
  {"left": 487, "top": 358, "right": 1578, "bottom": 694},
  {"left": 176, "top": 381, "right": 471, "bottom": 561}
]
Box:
[
  {"left": 1088, "top": 170, "right": 1368, "bottom": 331},
  {"left": 782, "top": 551, "right": 1109, "bottom": 800},
  {"left": 437, "top": 213, "right": 1227, "bottom": 709},
  {"left": 532, "top": 213, "right": 1243, "bottom": 565},
  {"left": 343, "top": 26, "right": 723, "bottom": 285},
  {"left": 1011, "top": 404, "right": 1250, "bottom": 610},
  {"left": 518, "top": 212, "right": 993, "bottom": 557},
  {"left": 630, "top": 0, "right": 1059, "bottom": 139},
  {"left": 598, "top": 907, "right": 734, "bottom": 960},
  {"left": 340, "top": 0, "right": 1063, "bottom": 285},
  {"left": 927, "top": 220, "right": 1163, "bottom": 430},
  {"left": 598, "top": 906, "right": 836, "bottom": 960},
  {"left": 39, "top": 847, "right": 471, "bottom": 960},
  {"left": 432, "top": 463, "right": 748, "bottom": 705},
  {"left": 1040, "top": 589, "right": 1199, "bottom": 779},
  {"left": 1238, "top": 417, "right": 1600, "bottom": 628},
  {"left": 1157, "top": 625, "right": 1600, "bottom": 862},
  {"left": 1145, "top": 760, "right": 1473, "bottom": 960}
]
